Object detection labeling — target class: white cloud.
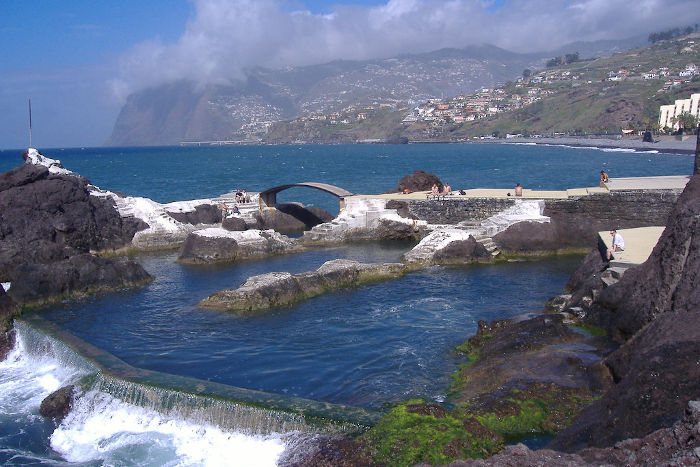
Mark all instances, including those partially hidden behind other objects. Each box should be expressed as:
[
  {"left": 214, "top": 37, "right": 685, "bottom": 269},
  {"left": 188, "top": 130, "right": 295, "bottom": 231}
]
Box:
[{"left": 113, "top": 0, "right": 700, "bottom": 99}]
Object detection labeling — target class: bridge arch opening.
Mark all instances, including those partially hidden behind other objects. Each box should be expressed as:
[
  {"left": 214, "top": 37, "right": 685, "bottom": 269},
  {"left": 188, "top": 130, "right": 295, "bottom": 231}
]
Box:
[{"left": 257, "top": 182, "right": 354, "bottom": 229}]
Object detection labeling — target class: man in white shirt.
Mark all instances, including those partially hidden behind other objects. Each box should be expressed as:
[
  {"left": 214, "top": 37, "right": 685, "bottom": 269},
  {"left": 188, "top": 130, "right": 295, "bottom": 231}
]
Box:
[{"left": 607, "top": 229, "right": 625, "bottom": 260}]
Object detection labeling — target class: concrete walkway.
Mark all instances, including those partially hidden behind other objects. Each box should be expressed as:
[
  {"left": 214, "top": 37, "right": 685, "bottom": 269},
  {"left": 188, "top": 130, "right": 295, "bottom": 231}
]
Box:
[
  {"left": 599, "top": 226, "right": 666, "bottom": 267},
  {"left": 351, "top": 175, "right": 690, "bottom": 202},
  {"left": 604, "top": 175, "right": 690, "bottom": 191}
]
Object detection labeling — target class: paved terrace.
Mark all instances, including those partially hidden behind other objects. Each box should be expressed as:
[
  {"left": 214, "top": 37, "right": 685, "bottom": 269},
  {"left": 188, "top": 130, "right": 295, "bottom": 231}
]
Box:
[
  {"left": 599, "top": 226, "right": 666, "bottom": 268},
  {"left": 351, "top": 175, "right": 691, "bottom": 201}
]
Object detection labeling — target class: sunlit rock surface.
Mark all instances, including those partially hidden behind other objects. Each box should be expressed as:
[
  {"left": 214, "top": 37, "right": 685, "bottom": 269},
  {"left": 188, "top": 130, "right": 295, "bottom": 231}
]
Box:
[
  {"left": 200, "top": 259, "right": 408, "bottom": 312},
  {"left": 177, "top": 228, "right": 301, "bottom": 264}
]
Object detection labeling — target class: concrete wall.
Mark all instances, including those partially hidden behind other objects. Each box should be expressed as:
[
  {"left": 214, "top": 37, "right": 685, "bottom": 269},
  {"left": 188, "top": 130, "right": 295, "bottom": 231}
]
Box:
[
  {"left": 389, "top": 188, "right": 683, "bottom": 247},
  {"left": 389, "top": 198, "right": 516, "bottom": 224}
]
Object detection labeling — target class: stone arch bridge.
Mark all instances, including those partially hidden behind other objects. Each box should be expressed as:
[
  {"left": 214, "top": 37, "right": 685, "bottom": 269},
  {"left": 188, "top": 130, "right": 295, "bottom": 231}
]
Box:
[{"left": 258, "top": 182, "right": 354, "bottom": 207}]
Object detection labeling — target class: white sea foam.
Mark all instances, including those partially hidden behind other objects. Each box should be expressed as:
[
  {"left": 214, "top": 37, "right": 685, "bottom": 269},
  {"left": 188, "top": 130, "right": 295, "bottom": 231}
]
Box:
[
  {"left": 2, "top": 325, "right": 289, "bottom": 466},
  {"left": 51, "top": 390, "right": 286, "bottom": 466},
  {"left": 601, "top": 147, "right": 636, "bottom": 153}
]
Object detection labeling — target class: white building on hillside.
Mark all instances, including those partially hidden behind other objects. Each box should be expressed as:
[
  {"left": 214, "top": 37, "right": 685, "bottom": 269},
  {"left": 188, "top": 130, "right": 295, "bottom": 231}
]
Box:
[{"left": 659, "top": 93, "right": 700, "bottom": 130}]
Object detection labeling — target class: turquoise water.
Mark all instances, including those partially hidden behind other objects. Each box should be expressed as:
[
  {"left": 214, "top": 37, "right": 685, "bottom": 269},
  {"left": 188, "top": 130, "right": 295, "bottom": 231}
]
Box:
[{"left": 0, "top": 143, "right": 693, "bottom": 465}]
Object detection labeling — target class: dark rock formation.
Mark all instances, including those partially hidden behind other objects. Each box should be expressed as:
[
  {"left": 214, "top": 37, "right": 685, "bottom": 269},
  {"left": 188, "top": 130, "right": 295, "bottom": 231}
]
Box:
[
  {"left": 0, "top": 287, "right": 18, "bottom": 361},
  {"left": 546, "top": 175, "right": 700, "bottom": 451},
  {"left": 596, "top": 175, "right": 699, "bottom": 341},
  {"left": 255, "top": 205, "right": 334, "bottom": 232},
  {"left": 8, "top": 254, "right": 153, "bottom": 305},
  {"left": 451, "top": 314, "right": 609, "bottom": 407},
  {"left": 0, "top": 159, "right": 152, "bottom": 306},
  {"left": 385, "top": 200, "right": 419, "bottom": 219},
  {"left": 492, "top": 220, "right": 560, "bottom": 253},
  {"left": 403, "top": 230, "right": 491, "bottom": 264},
  {"left": 39, "top": 385, "right": 75, "bottom": 421},
  {"left": 448, "top": 400, "right": 700, "bottom": 466},
  {"left": 166, "top": 204, "right": 221, "bottom": 225},
  {"left": 0, "top": 163, "right": 145, "bottom": 281},
  {"left": 177, "top": 228, "right": 300, "bottom": 264},
  {"left": 432, "top": 237, "right": 491, "bottom": 264},
  {"left": 391, "top": 170, "right": 442, "bottom": 193},
  {"left": 372, "top": 218, "right": 424, "bottom": 241},
  {"left": 221, "top": 216, "right": 248, "bottom": 231},
  {"left": 200, "top": 259, "right": 408, "bottom": 313}
]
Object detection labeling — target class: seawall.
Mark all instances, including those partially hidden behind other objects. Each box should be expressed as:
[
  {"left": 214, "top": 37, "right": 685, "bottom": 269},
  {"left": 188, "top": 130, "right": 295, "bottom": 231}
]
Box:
[{"left": 355, "top": 176, "right": 688, "bottom": 247}]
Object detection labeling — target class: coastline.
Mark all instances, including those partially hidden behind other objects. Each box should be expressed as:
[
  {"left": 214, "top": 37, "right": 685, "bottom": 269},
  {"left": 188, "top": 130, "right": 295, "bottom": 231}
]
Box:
[{"left": 491, "top": 135, "right": 697, "bottom": 154}]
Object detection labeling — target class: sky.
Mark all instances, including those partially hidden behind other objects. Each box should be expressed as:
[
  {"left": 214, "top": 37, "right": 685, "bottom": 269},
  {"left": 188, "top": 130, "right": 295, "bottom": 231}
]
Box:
[{"left": 1, "top": 0, "right": 699, "bottom": 149}]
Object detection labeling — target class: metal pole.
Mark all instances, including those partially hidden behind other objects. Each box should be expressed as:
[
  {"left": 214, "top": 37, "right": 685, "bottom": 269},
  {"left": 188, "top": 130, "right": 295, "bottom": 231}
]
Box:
[
  {"left": 695, "top": 122, "right": 699, "bottom": 175},
  {"left": 28, "top": 99, "right": 33, "bottom": 148}
]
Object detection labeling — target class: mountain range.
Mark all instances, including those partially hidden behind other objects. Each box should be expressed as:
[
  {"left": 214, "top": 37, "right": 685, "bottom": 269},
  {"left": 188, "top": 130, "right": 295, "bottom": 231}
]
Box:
[{"left": 106, "top": 36, "right": 646, "bottom": 146}]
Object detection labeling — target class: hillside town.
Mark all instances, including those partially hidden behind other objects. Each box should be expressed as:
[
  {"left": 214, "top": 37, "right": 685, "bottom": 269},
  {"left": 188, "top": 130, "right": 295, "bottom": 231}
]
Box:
[{"left": 275, "top": 34, "right": 700, "bottom": 142}]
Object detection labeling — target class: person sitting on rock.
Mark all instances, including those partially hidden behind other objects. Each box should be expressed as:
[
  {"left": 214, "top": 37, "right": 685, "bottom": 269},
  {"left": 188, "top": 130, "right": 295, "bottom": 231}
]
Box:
[
  {"left": 607, "top": 229, "right": 625, "bottom": 260},
  {"left": 431, "top": 183, "right": 440, "bottom": 198},
  {"left": 514, "top": 183, "right": 523, "bottom": 197},
  {"left": 442, "top": 182, "right": 451, "bottom": 195},
  {"left": 600, "top": 170, "right": 609, "bottom": 185}
]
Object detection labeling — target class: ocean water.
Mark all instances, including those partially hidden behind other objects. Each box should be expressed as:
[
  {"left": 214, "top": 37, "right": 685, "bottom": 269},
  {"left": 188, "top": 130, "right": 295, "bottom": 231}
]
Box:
[{"left": 0, "top": 143, "right": 693, "bottom": 465}]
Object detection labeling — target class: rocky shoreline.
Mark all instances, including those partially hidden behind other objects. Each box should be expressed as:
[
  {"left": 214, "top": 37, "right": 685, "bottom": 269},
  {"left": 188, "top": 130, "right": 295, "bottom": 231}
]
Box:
[
  {"left": 1, "top": 149, "right": 698, "bottom": 466},
  {"left": 493, "top": 134, "right": 698, "bottom": 154}
]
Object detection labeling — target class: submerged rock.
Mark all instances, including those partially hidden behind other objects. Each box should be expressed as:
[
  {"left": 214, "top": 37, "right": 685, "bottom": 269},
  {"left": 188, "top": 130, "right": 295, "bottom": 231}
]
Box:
[
  {"left": 199, "top": 259, "right": 408, "bottom": 312},
  {"left": 177, "top": 228, "right": 300, "bottom": 264}
]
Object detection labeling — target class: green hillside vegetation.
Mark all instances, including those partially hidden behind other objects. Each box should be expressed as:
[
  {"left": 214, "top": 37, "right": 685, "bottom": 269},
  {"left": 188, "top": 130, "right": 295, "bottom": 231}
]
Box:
[
  {"left": 265, "top": 107, "right": 406, "bottom": 143},
  {"left": 440, "top": 35, "right": 700, "bottom": 138},
  {"left": 262, "top": 33, "right": 700, "bottom": 143}
]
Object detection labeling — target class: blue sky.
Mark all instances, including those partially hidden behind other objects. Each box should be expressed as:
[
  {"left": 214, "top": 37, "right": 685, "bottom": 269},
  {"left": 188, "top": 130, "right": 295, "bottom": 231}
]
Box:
[{"left": 0, "top": 0, "right": 697, "bottom": 149}]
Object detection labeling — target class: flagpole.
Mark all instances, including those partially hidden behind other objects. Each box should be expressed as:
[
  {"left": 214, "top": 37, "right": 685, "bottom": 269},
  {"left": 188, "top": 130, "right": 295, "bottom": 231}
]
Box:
[{"left": 28, "top": 99, "right": 33, "bottom": 148}]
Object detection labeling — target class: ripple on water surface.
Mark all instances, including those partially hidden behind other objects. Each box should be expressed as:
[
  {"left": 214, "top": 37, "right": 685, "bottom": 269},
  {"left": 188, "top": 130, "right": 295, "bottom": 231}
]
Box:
[{"left": 39, "top": 246, "right": 582, "bottom": 410}]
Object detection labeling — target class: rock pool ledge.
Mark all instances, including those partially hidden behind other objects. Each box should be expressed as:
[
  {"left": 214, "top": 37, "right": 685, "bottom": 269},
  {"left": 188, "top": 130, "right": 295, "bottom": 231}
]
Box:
[{"left": 199, "top": 259, "right": 411, "bottom": 313}]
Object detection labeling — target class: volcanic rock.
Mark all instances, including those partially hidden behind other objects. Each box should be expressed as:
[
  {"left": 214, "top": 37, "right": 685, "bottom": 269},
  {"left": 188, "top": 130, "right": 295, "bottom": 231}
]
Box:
[
  {"left": 596, "top": 174, "right": 699, "bottom": 341},
  {"left": 492, "top": 220, "right": 560, "bottom": 253},
  {"left": 0, "top": 287, "right": 18, "bottom": 361},
  {"left": 0, "top": 162, "right": 144, "bottom": 281},
  {"left": 255, "top": 205, "right": 334, "bottom": 232},
  {"left": 39, "top": 385, "right": 75, "bottom": 421},
  {"left": 166, "top": 203, "right": 222, "bottom": 225},
  {"left": 404, "top": 229, "right": 491, "bottom": 264},
  {"left": 546, "top": 175, "right": 700, "bottom": 451},
  {"left": 8, "top": 254, "right": 153, "bottom": 306},
  {"left": 177, "top": 228, "right": 300, "bottom": 264},
  {"left": 451, "top": 314, "right": 608, "bottom": 406},
  {"left": 392, "top": 170, "right": 442, "bottom": 193},
  {"left": 199, "top": 259, "right": 408, "bottom": 312},
  {"left": 221, "top": 216, "right": 248, "bottom": 231},
  {"left": 447, "top": 400, "right": 700, "bottom": 466}
]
